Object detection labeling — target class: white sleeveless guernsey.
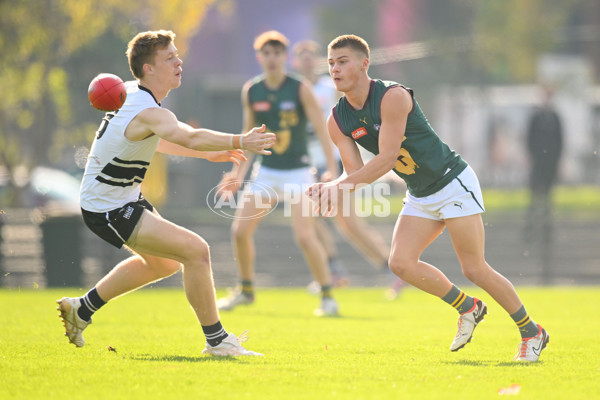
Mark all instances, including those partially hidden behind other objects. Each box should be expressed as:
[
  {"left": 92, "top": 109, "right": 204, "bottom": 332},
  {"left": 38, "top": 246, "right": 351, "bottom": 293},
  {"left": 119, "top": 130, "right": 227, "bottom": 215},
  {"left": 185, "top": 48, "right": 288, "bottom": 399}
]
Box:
[
  {"left": 80, "top": 82, "right": 161, "bottom": 213},
  {"left": 308, "top": 75, "right": 341, "bottom": 169}
]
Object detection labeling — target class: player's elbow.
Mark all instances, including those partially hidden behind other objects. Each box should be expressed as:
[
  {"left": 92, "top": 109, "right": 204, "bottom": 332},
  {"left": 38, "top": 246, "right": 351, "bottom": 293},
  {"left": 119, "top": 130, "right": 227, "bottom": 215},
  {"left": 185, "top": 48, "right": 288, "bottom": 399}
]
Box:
[
  {"left": 160, "top": 127, "right": 194, "bottom": 150},
  {"left": 378, "top": 151, "right": 399, "bottom": 172}
]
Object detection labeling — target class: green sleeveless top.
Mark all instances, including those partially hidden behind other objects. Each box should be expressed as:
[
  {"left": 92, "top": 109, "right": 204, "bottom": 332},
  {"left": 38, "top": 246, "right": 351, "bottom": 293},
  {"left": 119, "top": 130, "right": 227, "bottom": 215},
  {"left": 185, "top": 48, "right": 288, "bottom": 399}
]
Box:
[
  {"left": 247, "top": 74, "right": 310, "bottom": 169},
  {"left": 332, "top": 79, "right": 467, "bottom": 197}
]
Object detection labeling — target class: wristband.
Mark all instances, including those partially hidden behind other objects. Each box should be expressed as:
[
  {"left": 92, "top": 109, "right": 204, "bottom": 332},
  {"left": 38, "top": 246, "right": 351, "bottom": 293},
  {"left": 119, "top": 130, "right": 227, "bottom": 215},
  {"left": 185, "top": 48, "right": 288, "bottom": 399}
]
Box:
[
  {"left": 240, "top": 135, "right": 244, "bottom": 150},
  {"left": 232, "top": 135, "right": 241, "bottom": 149},
  {"left": 229, "top": 135, "right": 234, "bottom": 148}
]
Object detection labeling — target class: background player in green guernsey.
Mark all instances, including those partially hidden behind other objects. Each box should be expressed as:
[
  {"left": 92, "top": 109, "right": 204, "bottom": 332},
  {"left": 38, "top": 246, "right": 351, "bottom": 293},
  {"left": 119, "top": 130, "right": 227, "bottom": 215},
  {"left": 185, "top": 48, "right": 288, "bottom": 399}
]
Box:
[
  {"left": 307, "top": 34, "right": 549, "bottom": 362},
  {"left": 217, "top": 31, "right": 341, "bottom": 316}
]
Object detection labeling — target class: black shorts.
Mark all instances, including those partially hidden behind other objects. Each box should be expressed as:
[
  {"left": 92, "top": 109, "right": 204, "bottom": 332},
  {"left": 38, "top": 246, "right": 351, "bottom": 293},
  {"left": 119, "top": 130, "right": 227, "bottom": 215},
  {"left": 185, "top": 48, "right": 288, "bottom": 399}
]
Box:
[{"left": 81, "top": 196, "right": 154, "bottom": 249}]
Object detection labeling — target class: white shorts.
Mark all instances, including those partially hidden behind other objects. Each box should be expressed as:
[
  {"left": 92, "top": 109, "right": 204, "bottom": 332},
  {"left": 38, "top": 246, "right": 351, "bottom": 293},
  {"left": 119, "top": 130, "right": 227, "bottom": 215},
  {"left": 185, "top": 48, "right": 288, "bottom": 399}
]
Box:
[
  {"left": 245, "top": 164, "right": 314, "bottom": 200},
  {"left": 308, "top": 136, "right": 341, "bottom": 172},
  {"left": 400, "top": 165, "right": 485, "bottom": 221}
]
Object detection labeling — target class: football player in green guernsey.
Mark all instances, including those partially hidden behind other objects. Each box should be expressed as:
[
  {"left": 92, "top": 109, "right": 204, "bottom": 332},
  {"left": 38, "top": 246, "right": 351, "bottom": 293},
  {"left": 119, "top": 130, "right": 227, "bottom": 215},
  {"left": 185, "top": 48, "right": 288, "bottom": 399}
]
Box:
[
  {"left": 307, "top": 34, "right": 549, "bottom": 362},
  {"left": 217, "top": 30, "right": 341, "bottom": 316}
]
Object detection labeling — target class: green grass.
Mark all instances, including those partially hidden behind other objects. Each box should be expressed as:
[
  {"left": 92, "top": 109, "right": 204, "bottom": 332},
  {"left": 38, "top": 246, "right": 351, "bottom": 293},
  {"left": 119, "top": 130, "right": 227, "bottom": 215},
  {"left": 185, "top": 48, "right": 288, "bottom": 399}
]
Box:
[
  {"left": 1, "top": 287, "right": 599, "bottom": 399},
  {"left": 385, "top": 185, "right": 600, "bottom": 216}
]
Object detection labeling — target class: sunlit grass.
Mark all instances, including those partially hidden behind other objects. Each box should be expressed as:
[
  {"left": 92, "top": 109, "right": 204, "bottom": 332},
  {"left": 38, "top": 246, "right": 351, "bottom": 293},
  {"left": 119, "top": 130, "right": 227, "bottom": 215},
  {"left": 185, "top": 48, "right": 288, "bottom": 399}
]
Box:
[
  {"left": 385, "top": 185, "right": 600, "bottom": 217},
  {"left": 1, "top": 287, "right": 598, "bottom": 399}
]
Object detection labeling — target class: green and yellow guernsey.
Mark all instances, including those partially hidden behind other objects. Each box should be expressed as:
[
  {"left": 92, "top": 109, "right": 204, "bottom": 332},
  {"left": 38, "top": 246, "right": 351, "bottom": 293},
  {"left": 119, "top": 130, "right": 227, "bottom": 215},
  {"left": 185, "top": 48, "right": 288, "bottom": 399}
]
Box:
[
  {"left": 247, "top": 73, "right": 310, "bottom": 170},
  {"left": 332, "top": 79, "right": 467, "bottom": 197}
]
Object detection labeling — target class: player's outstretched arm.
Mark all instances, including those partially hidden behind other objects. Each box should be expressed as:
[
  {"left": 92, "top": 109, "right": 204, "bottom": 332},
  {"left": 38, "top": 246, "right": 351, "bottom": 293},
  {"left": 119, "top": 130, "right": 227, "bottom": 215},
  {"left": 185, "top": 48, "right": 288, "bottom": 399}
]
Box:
[
  {"left": 129, "top": 107, "right": 276, "bottom": 154},
  {"left": 156, "top": 139, "right": 247, "bottom": 165}
]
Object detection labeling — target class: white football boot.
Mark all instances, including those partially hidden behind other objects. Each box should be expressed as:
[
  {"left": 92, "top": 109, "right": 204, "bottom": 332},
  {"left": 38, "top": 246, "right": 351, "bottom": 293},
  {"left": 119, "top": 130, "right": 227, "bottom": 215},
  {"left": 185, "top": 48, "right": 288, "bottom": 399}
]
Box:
[
  {"left": 450, "top": 298, "right": 487, "bottom": 351},
  {"left": 513, "top": 324, "right": 549, "bottom": 362},
  {"left": 314, "top": 297, "right": 339, "bottom": 317},
  {"left": 57, "top": 297, "right": 90, "bottom": 348},
  {"left": 217, "top": 289, "right": 254, "bottom": 311},
  {"left": 202, "top": 331, "right": 263, "bottom": 356}
]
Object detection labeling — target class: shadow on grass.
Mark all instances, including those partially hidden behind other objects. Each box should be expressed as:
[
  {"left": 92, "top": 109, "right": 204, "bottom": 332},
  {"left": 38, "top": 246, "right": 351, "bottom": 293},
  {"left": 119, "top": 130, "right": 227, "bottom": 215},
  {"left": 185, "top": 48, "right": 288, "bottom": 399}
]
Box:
[
  {"left": 495, "top": 360, "right": 544, "bottom": 367},
  {"left": 128, "top": 353, "right": 247, "bottom": 363},
  {"left": 443, "top": 359, "right": 544, "bottom": 367},
  {"left": 443, "top": 359, "right": 494, "bottom": 367}
]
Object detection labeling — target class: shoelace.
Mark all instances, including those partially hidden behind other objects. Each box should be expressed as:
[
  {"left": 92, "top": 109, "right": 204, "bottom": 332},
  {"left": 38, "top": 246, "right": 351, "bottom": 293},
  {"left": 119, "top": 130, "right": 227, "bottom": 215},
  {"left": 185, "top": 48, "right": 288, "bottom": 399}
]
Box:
[
  {"left": 236, "top": 330, "right": 250, "bottom": 344},
  {"left": 515, "top": 337, "right": 531, "bottom": 359},
  {"left": 455, "top": 318, "right": 464, "bottom": 338}
]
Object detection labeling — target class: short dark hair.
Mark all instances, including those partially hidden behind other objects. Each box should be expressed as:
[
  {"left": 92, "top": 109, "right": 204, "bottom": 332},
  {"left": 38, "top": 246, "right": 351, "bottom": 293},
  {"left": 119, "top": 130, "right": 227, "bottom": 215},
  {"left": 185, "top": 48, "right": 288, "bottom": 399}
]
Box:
[
  {"left": 253, "top": 30, "right": 289, "bottom": 51},
  {"left": 327, "top": 34, "right": 370, "bottom": 59},
  {"left": 126, "top": 30, "right": 176, "bottom": 79}
]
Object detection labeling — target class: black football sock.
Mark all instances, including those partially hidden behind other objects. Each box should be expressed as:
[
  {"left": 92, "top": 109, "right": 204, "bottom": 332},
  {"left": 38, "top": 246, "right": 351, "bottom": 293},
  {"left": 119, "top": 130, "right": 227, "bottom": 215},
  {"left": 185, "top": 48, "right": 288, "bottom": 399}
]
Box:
[
  {"left": 77, "top": 287, "right": 106, "bottom": 322},
  {"left": 202, "top": 321, "right": 229, "bottom": 347}
]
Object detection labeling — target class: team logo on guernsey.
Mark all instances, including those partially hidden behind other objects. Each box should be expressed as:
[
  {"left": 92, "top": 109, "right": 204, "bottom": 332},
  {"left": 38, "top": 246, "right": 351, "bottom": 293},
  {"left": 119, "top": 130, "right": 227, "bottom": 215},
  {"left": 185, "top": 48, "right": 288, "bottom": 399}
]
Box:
[
  {"left": 253, "top": 101, "right": 271, "bottom": 112},
  {"left": 351, "top": 127, "right": 368, "bottom": 140},
  {"left": 279, "top": 101, "right": 295, "bottom": 111},
  {"left": 373, "top": 123, "right": 381, "bottom": 131}
]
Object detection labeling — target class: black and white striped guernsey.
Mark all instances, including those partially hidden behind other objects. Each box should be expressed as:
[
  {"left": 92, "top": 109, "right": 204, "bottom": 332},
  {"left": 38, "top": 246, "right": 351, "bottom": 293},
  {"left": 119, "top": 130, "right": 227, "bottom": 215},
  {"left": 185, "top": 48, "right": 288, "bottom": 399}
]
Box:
[{"left": 80, "top": 82, "right": 160, "bottom": 213}]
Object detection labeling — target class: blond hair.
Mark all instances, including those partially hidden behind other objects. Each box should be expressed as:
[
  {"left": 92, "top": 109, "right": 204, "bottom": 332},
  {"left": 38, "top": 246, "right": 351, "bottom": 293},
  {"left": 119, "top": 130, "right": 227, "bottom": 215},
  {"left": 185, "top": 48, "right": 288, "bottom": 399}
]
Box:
[
  {"left": 253, "top": 30, "right": 289, "bottom": 51},
  {"left": 126, "top": 30, "right": 176, "bottom": 79}
]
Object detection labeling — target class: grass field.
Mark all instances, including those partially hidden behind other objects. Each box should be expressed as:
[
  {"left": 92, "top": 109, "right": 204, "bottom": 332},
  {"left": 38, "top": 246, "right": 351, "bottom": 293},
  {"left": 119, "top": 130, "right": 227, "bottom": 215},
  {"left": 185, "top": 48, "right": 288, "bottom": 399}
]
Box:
[
  {"left": 386, "top": 185, "right": 600, "bottom": 217},
  {"left": 1, "top": 287, "right": 599, "bottom": 399}
]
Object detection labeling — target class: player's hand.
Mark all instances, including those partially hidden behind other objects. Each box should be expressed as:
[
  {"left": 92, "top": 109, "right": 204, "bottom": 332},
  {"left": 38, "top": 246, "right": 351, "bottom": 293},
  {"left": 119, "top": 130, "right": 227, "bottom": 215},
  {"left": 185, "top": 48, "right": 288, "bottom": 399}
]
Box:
[
  {"left": 241, "top": 124, "right": 276, "bottom": 155},
  {"left": 217, "top": 172, "right": 243, "bottom": 197},
  {"left": 203, "top": 150, "right": 247, "bottom": 165},
  {"left": 306, "top": 181, "right": 342, "bottom": 217}
]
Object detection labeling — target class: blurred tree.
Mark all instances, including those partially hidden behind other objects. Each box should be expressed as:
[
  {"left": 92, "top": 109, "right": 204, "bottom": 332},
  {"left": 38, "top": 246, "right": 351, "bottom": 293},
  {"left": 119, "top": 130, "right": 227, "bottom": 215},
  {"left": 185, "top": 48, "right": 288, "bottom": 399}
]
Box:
[
  {"left": 0, "top": 0, "right": 214, "bottom": 206},
  {"left": 315, "top": 0, "right": 577, "bottom": 86},
  {"left": 563, "top": 0, "right": 600, "bottom": 83},
  {"left": 472, "top": 0, "right": 576, "bottom": 83},
  {"left": 316, "top": 0, "right": 378, "bottom": 49}
]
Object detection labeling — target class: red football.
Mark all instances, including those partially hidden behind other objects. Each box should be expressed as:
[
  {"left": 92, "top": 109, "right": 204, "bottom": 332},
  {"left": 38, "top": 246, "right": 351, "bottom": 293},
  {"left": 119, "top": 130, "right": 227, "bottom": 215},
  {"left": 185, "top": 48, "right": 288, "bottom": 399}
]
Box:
[{"left": 88, "top": 73, "right": 127, "bottom": 111}]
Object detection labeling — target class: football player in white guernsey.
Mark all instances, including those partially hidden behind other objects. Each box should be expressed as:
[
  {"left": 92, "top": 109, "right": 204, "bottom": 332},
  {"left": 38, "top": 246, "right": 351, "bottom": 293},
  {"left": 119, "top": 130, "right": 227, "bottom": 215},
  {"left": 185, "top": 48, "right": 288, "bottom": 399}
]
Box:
[{"left": 57, "top": 30, "right": 276, "bottom": 356}]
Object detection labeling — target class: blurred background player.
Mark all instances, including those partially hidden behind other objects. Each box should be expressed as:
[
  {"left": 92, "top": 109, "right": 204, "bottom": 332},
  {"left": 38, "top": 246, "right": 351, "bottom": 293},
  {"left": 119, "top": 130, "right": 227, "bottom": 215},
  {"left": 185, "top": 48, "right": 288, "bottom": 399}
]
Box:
[
  {"left": 216, "top": 31, "right": 340, "bottom": 316},
  {"left": 57, "top": 30, "right": 275, "bottom": 356},
  {"left": 291, "top": 39, "right": 404, "bottom": 298},
  {"left": 308, "top": 34, "right": 549, "bottom": 362}
]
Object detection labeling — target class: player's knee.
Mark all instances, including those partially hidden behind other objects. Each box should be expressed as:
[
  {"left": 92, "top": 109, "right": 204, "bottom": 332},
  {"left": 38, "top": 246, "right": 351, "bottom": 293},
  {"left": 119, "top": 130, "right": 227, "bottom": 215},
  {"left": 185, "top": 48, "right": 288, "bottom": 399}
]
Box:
[
  {"left": 461, "top": 264, "right": 486, "bottom": 284},
  {"left": 179, "top": 235, "right": 210, "bottom": 267},
  {"left": 231, "top": 221, "right": 252, "bottom": 242},
  {"left": 193, "top": 237, "right": 211, "bottom": 265},
  {"left": 388, "top": 256, "right": 415, "bottom": 279},
  {"left": 293, "top": 229, "right": 313, "bottom": 249}
]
